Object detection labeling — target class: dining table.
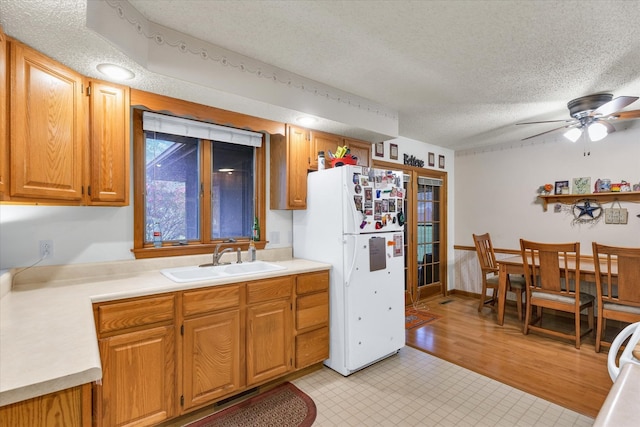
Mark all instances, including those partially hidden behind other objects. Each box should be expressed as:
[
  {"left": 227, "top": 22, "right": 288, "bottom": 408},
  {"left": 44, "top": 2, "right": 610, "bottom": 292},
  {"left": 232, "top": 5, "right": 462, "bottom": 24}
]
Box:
[{"left": 496, "top": 254, "right": 602, "bottom": 326}]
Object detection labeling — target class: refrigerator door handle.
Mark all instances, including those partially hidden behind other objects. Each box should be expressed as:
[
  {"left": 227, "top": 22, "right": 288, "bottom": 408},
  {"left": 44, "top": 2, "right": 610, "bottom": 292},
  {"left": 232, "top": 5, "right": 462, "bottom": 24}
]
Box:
[
  {"left": 344, "top": 234, "right": 358, "bottom": 287},
  {"left": 342, "top": 179, "right": 365, "bottom": 234}
]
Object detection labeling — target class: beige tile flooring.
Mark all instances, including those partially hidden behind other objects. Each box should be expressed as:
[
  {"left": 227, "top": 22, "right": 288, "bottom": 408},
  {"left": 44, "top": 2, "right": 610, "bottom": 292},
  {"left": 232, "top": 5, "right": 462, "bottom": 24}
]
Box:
[{"left": 292, "top": 346, "right": 594, "bottom": 426}]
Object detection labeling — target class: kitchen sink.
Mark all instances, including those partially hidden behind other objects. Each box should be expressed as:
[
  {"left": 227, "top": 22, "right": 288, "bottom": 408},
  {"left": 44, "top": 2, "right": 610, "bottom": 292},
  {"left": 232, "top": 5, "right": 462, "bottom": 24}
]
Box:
[{"left": 161, "top": 261, "right": 286, "bottom": 283}]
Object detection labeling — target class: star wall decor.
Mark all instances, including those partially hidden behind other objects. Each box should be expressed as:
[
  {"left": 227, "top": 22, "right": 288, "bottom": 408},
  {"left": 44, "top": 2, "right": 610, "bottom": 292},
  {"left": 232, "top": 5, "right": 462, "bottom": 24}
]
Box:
[{"left": 572, "top": 199, "right": 603, "bottom": 225}]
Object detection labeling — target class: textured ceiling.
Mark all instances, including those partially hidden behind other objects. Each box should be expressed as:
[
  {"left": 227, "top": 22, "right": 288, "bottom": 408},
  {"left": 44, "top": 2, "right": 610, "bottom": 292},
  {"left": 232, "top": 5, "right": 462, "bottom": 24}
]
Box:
[{"left": 3, "top": 0, "right": 640, "bottom": 151}]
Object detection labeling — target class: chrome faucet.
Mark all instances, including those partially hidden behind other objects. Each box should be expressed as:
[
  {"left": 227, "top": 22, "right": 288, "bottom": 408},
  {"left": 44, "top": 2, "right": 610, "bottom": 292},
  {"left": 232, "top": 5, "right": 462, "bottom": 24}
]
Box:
[
  {"left": 199, "top": 242, "right": 234, "bottom": 267},
  {"left": 212, "top": 243, "right": 234, "bottom": 266}
]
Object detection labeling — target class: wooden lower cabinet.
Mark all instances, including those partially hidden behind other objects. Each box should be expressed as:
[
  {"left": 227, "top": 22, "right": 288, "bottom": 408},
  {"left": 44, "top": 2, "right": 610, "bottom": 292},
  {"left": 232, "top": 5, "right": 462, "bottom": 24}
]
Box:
[
  {"left": 0, "top": 384, "right": 91, "bottom": 427},
  {"left": 93, "top": 271, "right": 328, "bottom": 427},
  {"left": 295, "top": 271, "right": 330, "bottom": 368},
  {"left": 247, "top": 299, "right": 293, "bottom": 385},
  {"left": 96, "top": 325, "right": 176, "bottom": 427},
  {"left": 182, "top": 310, "right": 242, "bottom": 410}
]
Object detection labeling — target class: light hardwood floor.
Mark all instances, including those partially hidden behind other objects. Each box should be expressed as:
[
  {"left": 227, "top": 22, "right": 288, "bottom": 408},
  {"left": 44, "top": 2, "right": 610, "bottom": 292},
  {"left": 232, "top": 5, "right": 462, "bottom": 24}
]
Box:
[{"left": 406, "top": 294, "right": 615, "bottom": 418}]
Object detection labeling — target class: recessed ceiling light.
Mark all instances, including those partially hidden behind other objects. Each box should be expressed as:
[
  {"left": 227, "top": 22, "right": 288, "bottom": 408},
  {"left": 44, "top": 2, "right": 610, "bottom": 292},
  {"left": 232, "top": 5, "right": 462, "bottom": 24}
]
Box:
[
  {"left": 296, "top": 116, "right": 318, "bottom": 126},
  {"left": 96, "top": 63, "right": 135, "bottom": 80}
]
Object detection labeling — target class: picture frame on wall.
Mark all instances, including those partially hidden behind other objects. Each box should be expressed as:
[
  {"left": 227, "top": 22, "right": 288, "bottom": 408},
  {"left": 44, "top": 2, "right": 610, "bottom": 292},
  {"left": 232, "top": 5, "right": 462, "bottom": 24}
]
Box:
[
  {"left": 390, "top": 143, "right": 398, "bottom": 160},
  {"left": 375, "top": 142, "right": 384, "bottom": 157},
  {"left": 438, "top": 155, "right": 445, "bottom": 169},
  {"left": 428, "top": 152, "right": 435, "bottom": 167},
  {"left": 554, "top": 180, "right": 570, "bottom": 195}
]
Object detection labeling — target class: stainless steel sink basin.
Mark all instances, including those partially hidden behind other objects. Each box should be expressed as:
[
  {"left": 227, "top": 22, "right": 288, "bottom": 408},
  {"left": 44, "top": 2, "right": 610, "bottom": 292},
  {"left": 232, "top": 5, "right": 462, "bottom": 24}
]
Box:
[{"left": 161, "top": 261, "right": 286, "bottom": 283}]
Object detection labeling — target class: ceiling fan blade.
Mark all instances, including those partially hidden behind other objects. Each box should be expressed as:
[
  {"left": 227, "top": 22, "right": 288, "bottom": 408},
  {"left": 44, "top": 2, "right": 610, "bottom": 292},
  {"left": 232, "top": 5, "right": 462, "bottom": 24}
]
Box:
[
  {"left": 591, "top": 96, "right": 639, "bottom": 117},
  {"left": 521, "top": 124, "right": 573, "bottom": 141},
  {"left": 516, "top": 119, "right": 576, "bottom": 125},
  {"left": 611, "top": 109, "right": 640, "bottom": 120}
]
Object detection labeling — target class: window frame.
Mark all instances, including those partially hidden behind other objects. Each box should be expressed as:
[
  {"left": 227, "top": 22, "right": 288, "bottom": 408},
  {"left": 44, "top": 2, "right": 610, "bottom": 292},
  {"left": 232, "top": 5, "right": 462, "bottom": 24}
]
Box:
[{"left": 130, "top": 90, "right": 273, "bottom": 259}]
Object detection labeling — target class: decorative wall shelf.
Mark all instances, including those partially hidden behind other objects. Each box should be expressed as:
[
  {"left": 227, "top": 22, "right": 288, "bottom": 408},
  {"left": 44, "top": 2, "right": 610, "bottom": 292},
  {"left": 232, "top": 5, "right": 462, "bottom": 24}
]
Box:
[{"left": 538, "top": 191, "right": 640, "bottom": 211}]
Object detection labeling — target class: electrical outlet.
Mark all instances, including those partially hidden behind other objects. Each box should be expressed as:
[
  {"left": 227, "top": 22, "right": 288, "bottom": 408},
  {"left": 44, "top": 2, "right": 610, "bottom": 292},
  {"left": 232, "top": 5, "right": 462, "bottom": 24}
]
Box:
[{"left": 39, "top": 240, "right": 53, "bottom": 259}]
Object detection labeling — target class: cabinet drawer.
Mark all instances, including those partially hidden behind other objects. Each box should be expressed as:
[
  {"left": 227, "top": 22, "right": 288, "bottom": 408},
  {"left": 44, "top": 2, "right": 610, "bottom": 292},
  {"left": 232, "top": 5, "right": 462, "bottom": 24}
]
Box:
[
  {"left": 295, "top": 327, "right": 329, "bottom": 368},
  {"left": 296, "top": 271, "right": 329, "bottom": 295},
  {"left": 247, "top": 277, "right": 292, "bottom": 304},
  {"left": 96, "top": 294, "right": 174, "bottom": 335},
  {"left": 182, "top": 284, "right": 241, "bottom": 317},
  {"left": 296, "top": 292, "right": 329, "bottom": 331}
]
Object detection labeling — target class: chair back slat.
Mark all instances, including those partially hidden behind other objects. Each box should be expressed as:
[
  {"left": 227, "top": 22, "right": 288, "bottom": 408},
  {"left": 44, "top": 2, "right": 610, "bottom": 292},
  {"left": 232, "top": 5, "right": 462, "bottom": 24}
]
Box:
[
  {"left": 593, "top": 243, "right": 640, "bottom": 307},
  {"left": 521, "top": 239, "right": 580, "bottom": 300},
  {"left": 473, "top": 233, "right": 498, "bottom": 274}
]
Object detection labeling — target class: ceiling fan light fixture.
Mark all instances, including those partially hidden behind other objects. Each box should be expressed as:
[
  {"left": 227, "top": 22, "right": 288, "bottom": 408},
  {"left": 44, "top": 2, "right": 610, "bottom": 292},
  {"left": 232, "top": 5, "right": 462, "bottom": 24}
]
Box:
[
  {"left": 588, "top": 122, "right": 608, "bottom": 141},
  {"left": 563, "top": 127, "right": 583, "bottom": 143}
]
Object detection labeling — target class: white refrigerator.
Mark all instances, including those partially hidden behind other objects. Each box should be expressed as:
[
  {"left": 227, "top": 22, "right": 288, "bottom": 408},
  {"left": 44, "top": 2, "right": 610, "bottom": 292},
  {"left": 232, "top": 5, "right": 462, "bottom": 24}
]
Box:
[{"left": 293, "top": 165, "right": 406, "bottom": 376}]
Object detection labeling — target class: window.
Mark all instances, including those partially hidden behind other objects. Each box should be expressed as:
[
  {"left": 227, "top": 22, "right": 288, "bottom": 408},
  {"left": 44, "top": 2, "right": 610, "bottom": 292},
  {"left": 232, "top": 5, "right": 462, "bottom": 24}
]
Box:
[
  {"left": 132, "top": 104, "right": 266, "bottom": 259},
  {"left": 211, "top": 142, "right": 255, "bottom": 239},
  {"left": 145, "top": 132, "right": 200, "bottom": 243}
]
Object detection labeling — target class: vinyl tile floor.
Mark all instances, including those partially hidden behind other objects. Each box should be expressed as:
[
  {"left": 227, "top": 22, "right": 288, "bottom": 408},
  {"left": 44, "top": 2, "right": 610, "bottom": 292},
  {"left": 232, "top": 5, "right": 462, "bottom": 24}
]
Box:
[{"left": 292, "top": 346, "right": 594, "bottom": 427}]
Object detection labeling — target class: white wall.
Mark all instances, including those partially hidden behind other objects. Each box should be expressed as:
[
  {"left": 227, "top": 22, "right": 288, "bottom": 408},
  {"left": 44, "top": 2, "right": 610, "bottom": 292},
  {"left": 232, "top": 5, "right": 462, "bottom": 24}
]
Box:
[
  {"left": 375, "top": 137, "right": 456, "bottom": 288},
  {"left": 455, "top": 127, "right": 640, "bottom": 251},
  {"left": 454, "top": 127, "right": 640, "bottom": 293}
]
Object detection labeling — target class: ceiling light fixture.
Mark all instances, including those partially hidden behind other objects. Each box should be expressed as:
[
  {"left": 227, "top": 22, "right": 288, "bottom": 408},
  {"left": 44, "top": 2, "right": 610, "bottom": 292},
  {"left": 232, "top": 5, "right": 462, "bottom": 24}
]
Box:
[
  {"left": 96, "top": 63, "right": 135, "bottom": 80},
  {"left": 587, "top": 122, "right": 609, "bottom": 142},
  {"left": 563, "top": 127, "right": 582, "bottom": 143},
  {"left": 563, "top": 122, "right": 610, "bottom": 143},
  {"left": 296, "top": 116, "right": 318, "bottom": 126}
]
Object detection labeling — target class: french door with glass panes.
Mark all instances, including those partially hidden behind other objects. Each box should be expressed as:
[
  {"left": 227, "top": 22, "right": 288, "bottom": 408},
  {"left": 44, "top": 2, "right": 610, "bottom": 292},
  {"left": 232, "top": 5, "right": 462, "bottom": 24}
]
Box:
[{"left": 403, "top": 172, "right": 446, "bottom": 304}]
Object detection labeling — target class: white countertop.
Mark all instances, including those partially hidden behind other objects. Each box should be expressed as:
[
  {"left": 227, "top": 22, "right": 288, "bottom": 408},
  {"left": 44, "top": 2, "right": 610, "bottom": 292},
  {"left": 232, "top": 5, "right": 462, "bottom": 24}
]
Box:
[
  {"left": 593, "top": 363, "right": 640, "bottom": 427},
  {"left": 0, "top": 250, "right": 330, "bottom": 407}
]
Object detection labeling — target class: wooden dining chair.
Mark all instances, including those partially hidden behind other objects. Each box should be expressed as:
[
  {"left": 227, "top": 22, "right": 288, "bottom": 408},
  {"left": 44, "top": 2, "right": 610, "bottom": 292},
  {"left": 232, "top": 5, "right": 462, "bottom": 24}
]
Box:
[
  {"left": 520, "top": 239, "right": 594, "bottom": 349},
  {"left": 592, "top": 242, "right": 640, "bottom": 353},
  {"left": 473, "top": 233, "right": 526, "bottom": 320}
]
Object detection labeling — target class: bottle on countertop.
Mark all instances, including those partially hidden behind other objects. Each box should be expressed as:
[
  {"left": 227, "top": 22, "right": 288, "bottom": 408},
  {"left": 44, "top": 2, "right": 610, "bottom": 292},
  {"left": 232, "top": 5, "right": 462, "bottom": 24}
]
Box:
[
  {"left": 153, "top": 222, "right": 162, "bottom": 248},
  {"left": 248, "top": 240, "right": 256, "bottom": 262},
  {"left": 252, "top": 217, "right": 260, "bottom": 241}
]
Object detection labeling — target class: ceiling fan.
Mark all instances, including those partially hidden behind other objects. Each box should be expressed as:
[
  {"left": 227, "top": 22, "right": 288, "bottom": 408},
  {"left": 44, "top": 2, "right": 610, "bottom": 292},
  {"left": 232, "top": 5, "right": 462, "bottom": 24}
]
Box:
[{"left": 517, "top": 93, "right": 640, "bottom": 141}]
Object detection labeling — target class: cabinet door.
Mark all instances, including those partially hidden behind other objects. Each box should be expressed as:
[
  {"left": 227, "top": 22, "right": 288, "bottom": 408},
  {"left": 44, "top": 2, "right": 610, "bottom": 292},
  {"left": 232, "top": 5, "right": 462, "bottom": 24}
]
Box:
[
  {"left": 344, "top": 138, "right": 371, "bottom": 167},
  {"left": 87, "top": 79, "right": 130, "bottom": 205},
  {"left": 0, "top": 384, "right": 91, "bottom": 427},
  {"left": 246, "top": 299, "right": 292, "bottom": 385},
  {"left": 10, "top": 42, "right": 84, "bottom": 201},
  {"left": 0, "top": 28, "right": 7, "bottom": 196},
  {"left": 286, "top": 125, "right": 309, "bottom": 208},
  {"left": 310, "top": 131, "right": 341, "bottom": 170},
  {"left": 97, "top": 325, "right": 176, "bottom": 427},
  {"left": 182, "top": 310, "right": 242, "bottom": 410}
]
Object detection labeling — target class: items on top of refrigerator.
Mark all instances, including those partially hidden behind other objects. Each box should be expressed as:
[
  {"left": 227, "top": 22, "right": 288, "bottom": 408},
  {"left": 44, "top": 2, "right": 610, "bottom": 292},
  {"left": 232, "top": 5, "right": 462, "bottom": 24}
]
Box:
[{"left": 327, "top": 145, "right": 358, "bottom": 167}]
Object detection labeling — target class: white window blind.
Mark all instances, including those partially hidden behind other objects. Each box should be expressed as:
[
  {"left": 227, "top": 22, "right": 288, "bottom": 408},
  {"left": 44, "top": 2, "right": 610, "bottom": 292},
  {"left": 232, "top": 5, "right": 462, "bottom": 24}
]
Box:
[
  {"left": 418, "top": 177, "right": 443, "bottom": 186},
  {"left": 142, "top": 111, "right": 263, "bottom": 147}
]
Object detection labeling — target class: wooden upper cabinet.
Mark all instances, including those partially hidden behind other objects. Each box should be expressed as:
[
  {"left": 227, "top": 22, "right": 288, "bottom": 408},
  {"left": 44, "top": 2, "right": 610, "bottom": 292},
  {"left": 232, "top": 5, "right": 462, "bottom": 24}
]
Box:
[
  {"left": 86, "top": 79, "right": 130, "bottom": 205},
  {"left": 309, "top": 130, "right": 341, "bottom": 170},
  {"left": 270, "top": 125, "right": 309, "bottom": 209},
  {"left": 0, "top": 27, "right": 7, "bottom": 196},
  {"left": 10, "top": 41, "right": 84, "bottom": 201},
  {"left": 5, "top": 40, "right": 130, "bottom": 206},
  {"left": 343, "top": 137, "right": 371, "bottom": 167},
  {"left": 270, "top": 126, "right": 374, "bottom": 210}
]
